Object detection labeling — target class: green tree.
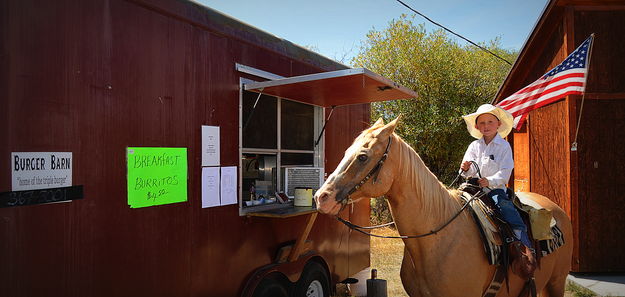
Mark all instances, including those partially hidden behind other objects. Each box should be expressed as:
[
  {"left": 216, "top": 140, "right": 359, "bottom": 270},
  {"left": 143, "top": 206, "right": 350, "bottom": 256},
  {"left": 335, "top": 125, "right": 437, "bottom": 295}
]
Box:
[{"left": 353, "top": 14, "right": 517, "bottom": 185}]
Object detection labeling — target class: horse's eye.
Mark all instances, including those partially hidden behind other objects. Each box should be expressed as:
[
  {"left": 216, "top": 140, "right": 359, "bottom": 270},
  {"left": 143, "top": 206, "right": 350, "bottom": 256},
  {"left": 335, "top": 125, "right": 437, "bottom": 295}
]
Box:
[{"left": 357, "top": 154, "right": 368, "bottom": 162}]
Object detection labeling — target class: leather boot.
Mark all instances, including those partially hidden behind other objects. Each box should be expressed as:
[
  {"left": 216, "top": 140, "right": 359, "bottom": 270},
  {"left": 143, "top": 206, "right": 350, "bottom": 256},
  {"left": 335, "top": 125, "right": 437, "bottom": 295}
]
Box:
[{"left": 509, "top": 241, "right": 537, "bottom": 279}]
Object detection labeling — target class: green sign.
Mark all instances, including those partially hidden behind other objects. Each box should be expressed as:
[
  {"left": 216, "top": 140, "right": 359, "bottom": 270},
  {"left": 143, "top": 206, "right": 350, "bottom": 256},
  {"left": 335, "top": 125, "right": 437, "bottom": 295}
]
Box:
[{"left": 127, "top": 147, "right": 187, "bottom": 208}]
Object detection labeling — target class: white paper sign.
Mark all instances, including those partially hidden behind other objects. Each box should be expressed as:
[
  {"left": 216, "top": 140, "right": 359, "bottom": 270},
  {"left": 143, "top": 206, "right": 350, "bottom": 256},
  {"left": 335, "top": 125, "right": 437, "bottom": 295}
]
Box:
[
  {"left": 11, "top": 152, "right": 73, "bottom": 191},
  {"left": 201, "top": 167, "right": 220, "bottom": 208},
  {"left": 201, "top": 126, "right": 220, "bottom": 166},
  {"left": 220, "top": 166, "right": 237, "bottom": 206}
]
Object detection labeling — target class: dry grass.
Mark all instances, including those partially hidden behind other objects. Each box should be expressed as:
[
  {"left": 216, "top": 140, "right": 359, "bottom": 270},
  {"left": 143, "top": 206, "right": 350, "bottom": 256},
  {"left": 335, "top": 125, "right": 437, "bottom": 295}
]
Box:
[
  {"left": 370, "top": 227, "right": 577, "bottom": 297},
  {"left": 370, "top": 227, "right": 409, "bottom": 297},
  {"left": 565, "top": 281, "right": 597, "bottom": 297}
]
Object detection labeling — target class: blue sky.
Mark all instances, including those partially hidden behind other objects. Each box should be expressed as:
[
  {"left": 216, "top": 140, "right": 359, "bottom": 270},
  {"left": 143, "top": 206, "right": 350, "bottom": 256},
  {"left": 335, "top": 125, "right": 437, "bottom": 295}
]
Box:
[{"left": 197, "top": 0, "right": 549, "bottom": 63}]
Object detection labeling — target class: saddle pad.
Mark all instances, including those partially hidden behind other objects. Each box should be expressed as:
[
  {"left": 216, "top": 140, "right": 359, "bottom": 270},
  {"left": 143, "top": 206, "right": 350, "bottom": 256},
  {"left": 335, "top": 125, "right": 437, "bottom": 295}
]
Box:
[
  {"left": 461, "top": 192, "right": 502, "bottom": 265},
  {"left": 539, "top": 224, "right": 565, "bottom": 257}
]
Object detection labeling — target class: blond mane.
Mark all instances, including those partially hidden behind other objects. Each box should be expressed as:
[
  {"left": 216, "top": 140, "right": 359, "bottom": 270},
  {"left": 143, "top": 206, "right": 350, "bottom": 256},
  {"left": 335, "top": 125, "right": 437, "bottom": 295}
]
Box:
[
  {"left": 391, "top": 132, "right": 463, "bottom": 221},
  {"left": 355, "top": 124, "right": 463, "bottom": 222}
]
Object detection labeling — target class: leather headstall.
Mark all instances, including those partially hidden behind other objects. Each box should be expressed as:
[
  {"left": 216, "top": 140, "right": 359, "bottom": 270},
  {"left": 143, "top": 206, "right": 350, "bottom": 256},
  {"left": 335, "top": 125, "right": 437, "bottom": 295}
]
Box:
[{"left": 343, "top": 136, "right": 392, "bottom": 204}]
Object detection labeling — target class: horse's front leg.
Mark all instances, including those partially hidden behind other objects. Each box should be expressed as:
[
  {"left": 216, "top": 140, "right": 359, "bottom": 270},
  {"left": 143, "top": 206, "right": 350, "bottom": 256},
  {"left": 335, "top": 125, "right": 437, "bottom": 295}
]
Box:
[{"left": 400, "top": 246, "right": 420, "bottom": 296}]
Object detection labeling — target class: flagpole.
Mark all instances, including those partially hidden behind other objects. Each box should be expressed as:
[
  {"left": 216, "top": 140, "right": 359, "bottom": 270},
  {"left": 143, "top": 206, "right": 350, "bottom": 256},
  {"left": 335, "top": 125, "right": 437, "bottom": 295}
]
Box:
[{"left": 571, "top": 33, "right": 595, "bottom": 152}]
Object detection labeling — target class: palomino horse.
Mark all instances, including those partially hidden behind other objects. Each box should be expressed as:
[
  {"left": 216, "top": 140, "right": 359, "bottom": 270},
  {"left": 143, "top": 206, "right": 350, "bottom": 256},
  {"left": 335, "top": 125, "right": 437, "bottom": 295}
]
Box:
[{"left": 314, "top": 118, "right": 572, "bottom": 297}]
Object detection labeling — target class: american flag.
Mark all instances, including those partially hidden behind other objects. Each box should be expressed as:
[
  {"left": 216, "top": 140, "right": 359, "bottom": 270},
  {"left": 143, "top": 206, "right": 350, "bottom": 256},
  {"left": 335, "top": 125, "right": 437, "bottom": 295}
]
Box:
[{"left": 497, "top": 35, "right": 593, "bottom": 129}]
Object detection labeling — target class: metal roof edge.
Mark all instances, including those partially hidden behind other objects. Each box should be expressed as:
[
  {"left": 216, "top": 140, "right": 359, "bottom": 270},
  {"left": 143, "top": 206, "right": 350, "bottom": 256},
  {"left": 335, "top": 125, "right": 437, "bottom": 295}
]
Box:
[
  {"left": 242, "top": 67, "right": 417, "bottom": 107},
  {"left": 244, "top": 68, "right": 366, "bottom": 90},
  {"left": 244, "top": 67, "right": 417, "bottom": 99},
  {"left": 126, "top": 0, "right": 349, "bottom": 72}
]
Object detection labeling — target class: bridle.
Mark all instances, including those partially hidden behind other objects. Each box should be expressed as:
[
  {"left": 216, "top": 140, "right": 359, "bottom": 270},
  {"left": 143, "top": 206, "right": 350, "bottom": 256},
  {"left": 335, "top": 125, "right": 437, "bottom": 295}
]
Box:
[
  {"left": 335, "top": 136, "right": 485, "bottom": 239},
  {"left": 342, "top": 135, "right": 393, "bottom": 204}
]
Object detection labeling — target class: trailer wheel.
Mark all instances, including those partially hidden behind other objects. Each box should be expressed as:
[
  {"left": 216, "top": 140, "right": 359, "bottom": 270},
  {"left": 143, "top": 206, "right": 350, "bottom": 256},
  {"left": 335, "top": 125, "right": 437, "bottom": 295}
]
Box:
[
  {"left": 293, "top": 262, "right": 330, "bottom": 297},
  {"left": 252, "top": 277, "right": 289, "bottom": 297}
]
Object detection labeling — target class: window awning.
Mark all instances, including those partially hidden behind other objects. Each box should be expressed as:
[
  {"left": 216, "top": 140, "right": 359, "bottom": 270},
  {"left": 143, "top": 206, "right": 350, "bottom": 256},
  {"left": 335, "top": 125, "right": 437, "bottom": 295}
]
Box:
[{"left": 243, "top": 68, "right": 417, "bottom": 107}]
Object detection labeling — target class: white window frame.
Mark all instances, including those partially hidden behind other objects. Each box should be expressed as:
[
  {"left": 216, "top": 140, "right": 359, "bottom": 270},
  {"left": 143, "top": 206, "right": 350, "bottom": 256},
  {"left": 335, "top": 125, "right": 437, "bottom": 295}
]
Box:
[{"left": 238, "top": 75, "right": 324, "bottom": 216}]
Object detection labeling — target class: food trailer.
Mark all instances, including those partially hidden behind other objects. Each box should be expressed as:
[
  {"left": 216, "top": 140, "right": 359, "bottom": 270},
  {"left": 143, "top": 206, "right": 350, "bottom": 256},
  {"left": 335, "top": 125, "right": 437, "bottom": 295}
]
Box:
[{"left": 0, "top": 0, "right": 416, "bottom": 296}]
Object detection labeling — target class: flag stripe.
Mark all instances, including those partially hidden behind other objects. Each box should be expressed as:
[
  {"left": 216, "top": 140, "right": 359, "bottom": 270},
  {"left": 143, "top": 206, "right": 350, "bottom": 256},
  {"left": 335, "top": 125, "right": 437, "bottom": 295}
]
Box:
[
  {"left": 511, "top": 87, "right": 584, "bottom": 117},
  {"left": 501, "top": 81, "right": 585, "bottom": 111},
  {"left": 513, "top": 89, "right": 584, "bottom": 127},
  {"left": 508, "top": 86, "right": 585, "bottom": 117},
  {"left": 500, "top": 72, "right": 585, "bottom": 104},
  {"left": 498, "top": 71, "right": 586, "bottom": 107},
  {"left": 496, "top": 35, "right": 592, "bottom": 129}
]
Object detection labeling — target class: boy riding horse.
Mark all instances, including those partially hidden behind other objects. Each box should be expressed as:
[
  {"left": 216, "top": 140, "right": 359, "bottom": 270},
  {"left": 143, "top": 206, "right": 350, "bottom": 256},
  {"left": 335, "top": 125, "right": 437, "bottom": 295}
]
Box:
[{"left": 460, "top": 104, "right": 536, "bottom": 273}]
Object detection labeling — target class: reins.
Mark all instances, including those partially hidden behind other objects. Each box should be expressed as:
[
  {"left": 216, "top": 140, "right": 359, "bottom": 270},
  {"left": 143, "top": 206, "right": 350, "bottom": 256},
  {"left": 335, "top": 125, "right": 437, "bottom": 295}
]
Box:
[
  {"left": 336, "top": 191, "right": 486, "bottom": 239},
  {"left": 334, "top": 138, "right": 488, "bottom": 239}
]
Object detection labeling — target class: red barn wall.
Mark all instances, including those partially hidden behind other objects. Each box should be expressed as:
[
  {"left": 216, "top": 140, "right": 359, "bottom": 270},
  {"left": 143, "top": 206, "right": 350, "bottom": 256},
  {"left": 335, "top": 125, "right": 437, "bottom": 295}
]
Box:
[
  {"left": 515, "top": 5, "right": 625, "bottom": 272},
  {"left": 570, "top": 8, "right": 625, "bottom": 272}
]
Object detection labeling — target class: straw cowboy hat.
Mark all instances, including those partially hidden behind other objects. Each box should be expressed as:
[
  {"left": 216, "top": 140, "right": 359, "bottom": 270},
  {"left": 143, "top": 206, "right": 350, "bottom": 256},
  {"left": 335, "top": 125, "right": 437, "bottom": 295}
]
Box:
[{"left": 462, "top": 104, "right": 514, "bottom": 139}]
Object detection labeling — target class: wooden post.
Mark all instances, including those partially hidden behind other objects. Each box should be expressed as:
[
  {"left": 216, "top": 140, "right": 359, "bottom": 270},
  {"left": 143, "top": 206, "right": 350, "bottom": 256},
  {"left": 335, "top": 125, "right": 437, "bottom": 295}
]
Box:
[
  {"left": 366, "top": 269, "right": 387, "bottom": 297},
  {"left": 288, "top": 212, "right": 318, "bottom": 262}
]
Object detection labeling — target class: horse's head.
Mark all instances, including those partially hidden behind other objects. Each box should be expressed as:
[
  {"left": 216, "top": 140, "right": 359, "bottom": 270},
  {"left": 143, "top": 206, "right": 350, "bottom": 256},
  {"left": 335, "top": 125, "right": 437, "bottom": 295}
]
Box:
[{"left": 315, "top": 117, "right": 399, "bottom": 215}]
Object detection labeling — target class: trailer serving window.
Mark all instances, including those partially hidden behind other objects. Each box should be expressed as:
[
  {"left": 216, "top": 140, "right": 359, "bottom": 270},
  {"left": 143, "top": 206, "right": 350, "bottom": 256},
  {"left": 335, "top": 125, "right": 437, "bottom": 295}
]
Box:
[
  {"left": 239, "top": 67, "right": 417, "bottom": 216},
  {"left": 239, "top": 86, "right": 323, "bottom": 214}
]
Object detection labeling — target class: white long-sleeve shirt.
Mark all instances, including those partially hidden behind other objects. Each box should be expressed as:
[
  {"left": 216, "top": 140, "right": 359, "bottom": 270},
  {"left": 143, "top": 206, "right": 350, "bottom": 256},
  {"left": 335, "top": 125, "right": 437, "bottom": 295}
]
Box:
[{"left": 461, "top": 134, "right": 514, "bottom": 190}]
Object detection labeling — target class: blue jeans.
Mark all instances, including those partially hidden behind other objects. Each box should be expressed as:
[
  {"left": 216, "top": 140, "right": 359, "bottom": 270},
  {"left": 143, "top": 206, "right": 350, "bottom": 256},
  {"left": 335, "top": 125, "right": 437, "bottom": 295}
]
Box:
[
  {"left": 488, "top": 189, "right": 527, "bottom": 233},
  {"left": 488, "top": 189, "right": 533, "bottom": 248}
]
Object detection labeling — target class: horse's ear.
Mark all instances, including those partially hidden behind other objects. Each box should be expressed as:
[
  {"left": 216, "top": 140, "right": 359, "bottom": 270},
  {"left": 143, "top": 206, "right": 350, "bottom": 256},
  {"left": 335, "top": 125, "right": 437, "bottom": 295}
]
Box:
[
  {"left": 372, "top": 117, "right": 385, "bottom": 127},
  {"left": 387, "top": 116, "right": 400, "bottom": 131},
  {"left": 375, "top": 116, "right": 399, "bottom": 137}
]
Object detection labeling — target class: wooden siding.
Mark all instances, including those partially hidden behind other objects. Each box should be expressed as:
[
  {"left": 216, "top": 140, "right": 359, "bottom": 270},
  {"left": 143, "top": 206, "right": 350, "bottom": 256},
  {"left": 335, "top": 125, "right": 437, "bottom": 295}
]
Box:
[
  {"left": 0, "top": 0, "right": 370, "bottom": 296},
  {"left": 512, "top": 128, "right": 530, "bottom": 192},
  {"left": 577, "top": 99, "right": 625, "bottom": 272},
  {"left": 574, "top": 10, "right": 625, "bottom": 94},
  {"left": 529, "top": 102, "right": 570, "bottom": 210},
  {"left": 572, "top": 9, "right": 625, "bottom": 272},
  {"left": 519, "top": 14, "right": 571, "bottom": 210}
]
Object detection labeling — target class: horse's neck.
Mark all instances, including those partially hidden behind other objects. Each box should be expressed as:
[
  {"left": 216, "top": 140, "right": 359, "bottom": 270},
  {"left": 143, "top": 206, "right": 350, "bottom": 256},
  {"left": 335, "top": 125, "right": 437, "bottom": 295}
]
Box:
[
  {"left": 386, "top": 136, "right": 491, "bottom": 294},
  {"left": 387, "top": 136, "right": 464, "bottom": 234}
]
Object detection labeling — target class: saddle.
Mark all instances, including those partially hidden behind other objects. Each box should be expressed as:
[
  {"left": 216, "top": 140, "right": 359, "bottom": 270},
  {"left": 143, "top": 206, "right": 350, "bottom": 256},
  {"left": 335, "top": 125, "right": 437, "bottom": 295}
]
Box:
[
  {"left": 458, "top": 181, "right": 564, "bottom": 297},
  {"left": 460, "top": 179, "right": 557, "bottom": 243},
  {"left": 458, "top": 185, "right": 536, "bottom": 275}
]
